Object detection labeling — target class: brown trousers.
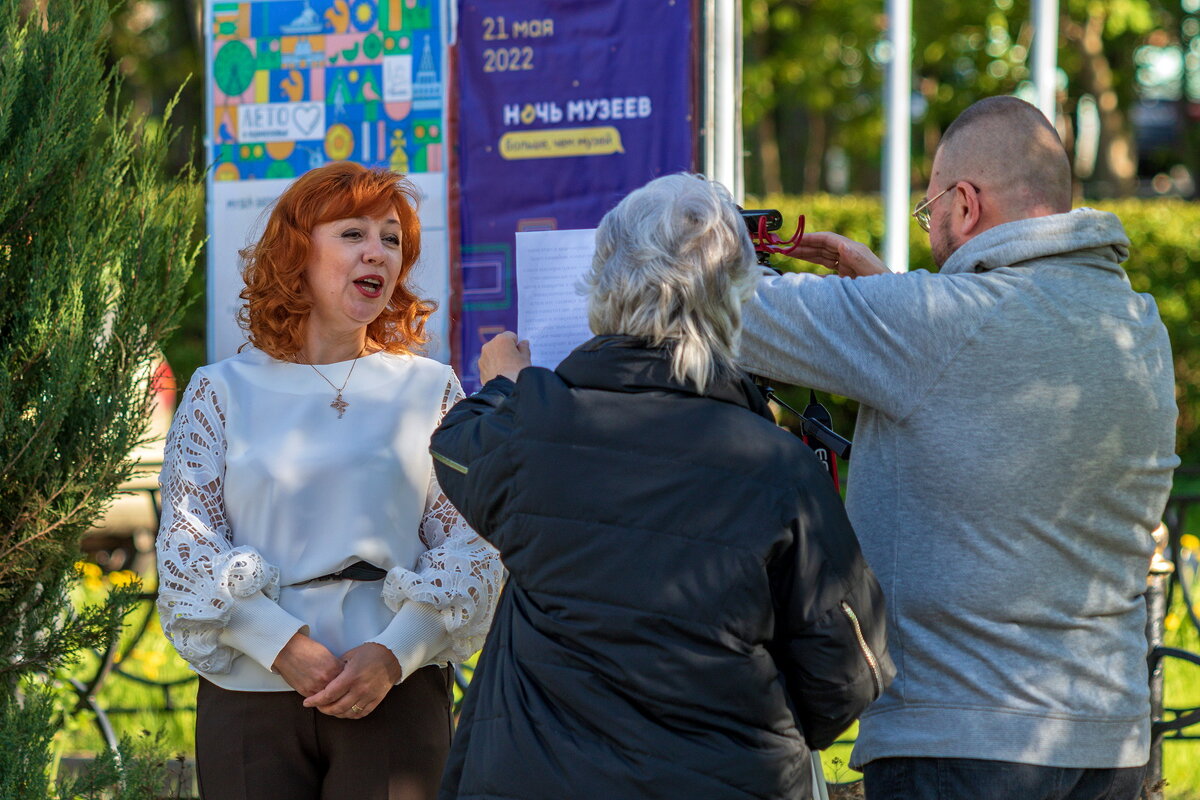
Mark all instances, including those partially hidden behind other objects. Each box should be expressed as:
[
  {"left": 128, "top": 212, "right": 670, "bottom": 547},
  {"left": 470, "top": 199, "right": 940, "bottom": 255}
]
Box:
[{"left": 195, "top": 666, "right": 453, "bottom": 800}]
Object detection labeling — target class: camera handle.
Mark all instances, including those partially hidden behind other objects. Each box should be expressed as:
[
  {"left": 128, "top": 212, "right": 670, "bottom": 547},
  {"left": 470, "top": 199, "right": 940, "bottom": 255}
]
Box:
[
  {"left": 759, "top": 383, "right": 853, "bottom": 491},
  {"left": 742, "top": 209, "right": 805, "bottom": 265}
]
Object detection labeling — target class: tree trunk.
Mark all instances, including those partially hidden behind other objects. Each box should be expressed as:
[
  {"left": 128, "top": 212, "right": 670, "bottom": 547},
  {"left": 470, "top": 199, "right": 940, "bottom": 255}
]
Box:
[
  {"left": 1057, "top": 96, "right": 1085, "bottom": 201},
  {"left": 920, "top": 77, "right": 940, "bottom": 183},
  {"left": 1063, "top": 9, "right": 1138, "bottom": 196},
  {"left": 803, "top": 112, "right": 826, "bottom": 194},
  {"left": 756, "top": 111, "right": 784, "bottom": 196},
  {"left": 184, "top": 0, "right": 204, "bottom": 52},
  {"left": 1181, "top": 11, "right": 1200, "bottom": 201},
  {"left": 748, "top": 17, "right": 783, "bottom": 196}
]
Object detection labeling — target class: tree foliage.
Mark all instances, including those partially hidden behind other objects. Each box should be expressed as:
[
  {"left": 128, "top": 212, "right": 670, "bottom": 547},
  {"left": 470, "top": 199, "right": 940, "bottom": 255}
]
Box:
[
  {"left": 743, "top": 0, "right": 887, "bottom": 194},
  {"left": 0, "top": 0, "right": 201, "bottom": 791},
  {"left": 743, "top": 0, "right": 1186, "bottom": 198},
  {"left": 104, "top": 0, "right": 208, "bottom": 393}
]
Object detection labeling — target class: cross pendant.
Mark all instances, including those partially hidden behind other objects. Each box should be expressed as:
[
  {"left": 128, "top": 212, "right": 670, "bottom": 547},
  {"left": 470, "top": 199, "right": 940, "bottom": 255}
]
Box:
[{"left": 330, "top": 394, "right": 349, "bottom": 418}]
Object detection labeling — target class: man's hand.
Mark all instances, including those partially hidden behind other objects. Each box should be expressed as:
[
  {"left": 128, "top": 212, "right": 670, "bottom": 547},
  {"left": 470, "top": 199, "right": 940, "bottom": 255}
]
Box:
[
  {"left": 784, "top": 231, "right": 890, "bottom": 278},
  {"left": 302, "top": 642, "right": 402, "bottom": 719},
  {"left": 271, "top": 631, "right": 344, "bottom": 697},
  {"left": 479, "top": 331, "right": 532, "bottom": 383}
]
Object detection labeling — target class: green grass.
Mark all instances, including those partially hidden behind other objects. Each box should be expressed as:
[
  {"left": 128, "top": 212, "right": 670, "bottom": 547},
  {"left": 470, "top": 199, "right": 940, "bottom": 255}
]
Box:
[
  {"left": 1163, "top": 470, "right": 1200, "bottom": 799},
  {"left": 1162, "top": 608, "right": 1200, "bottom": 800}
]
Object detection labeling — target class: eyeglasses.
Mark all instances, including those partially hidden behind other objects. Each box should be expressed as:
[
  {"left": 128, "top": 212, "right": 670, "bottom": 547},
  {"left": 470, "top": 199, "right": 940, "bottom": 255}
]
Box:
[{"left": 911, "top": 185, "right": 952, "bottom": 233}]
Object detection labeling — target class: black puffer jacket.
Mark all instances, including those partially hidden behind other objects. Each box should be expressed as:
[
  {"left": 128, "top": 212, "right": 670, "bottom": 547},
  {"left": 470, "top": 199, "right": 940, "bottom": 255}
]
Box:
[{"left": 432, "top": 336, "right": 893, "bottom": 800}]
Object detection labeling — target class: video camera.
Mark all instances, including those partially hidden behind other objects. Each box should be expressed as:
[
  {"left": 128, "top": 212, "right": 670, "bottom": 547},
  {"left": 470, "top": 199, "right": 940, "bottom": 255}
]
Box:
[
  {"left": 740, "top": 207, "right": 803, "bottom": 269},
  {"left": 740, "top": 208, "right": 783, "bottom": 236},
  {"left": 737, "top": 208, "right": 851, "bottom": 486}
]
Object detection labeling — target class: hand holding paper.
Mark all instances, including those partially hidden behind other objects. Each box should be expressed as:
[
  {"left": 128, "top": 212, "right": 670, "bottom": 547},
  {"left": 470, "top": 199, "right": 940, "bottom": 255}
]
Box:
[{"left": 480, "top": 332, "right": 532, "bottom": 383}]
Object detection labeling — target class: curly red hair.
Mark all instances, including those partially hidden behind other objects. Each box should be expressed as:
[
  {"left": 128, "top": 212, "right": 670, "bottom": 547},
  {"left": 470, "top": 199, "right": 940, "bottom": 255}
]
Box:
[{"left": 238, "top": 161, "right": 433, "bottom": 360}]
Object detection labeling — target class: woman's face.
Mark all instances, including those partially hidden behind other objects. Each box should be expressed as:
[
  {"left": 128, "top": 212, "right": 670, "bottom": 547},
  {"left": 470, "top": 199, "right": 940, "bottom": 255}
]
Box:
[{"left": 303, "top": 212, "right": 404, "bottom": 339}]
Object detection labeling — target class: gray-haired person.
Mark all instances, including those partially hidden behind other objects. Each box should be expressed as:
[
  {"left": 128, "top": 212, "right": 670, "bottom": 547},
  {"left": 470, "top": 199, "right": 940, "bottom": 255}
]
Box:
[
  {"left": 429, "top": 173, "right": 894, "bottom": 799},
  {"left": 741, "top": 96, "right": 1179, "bottom": 799}
]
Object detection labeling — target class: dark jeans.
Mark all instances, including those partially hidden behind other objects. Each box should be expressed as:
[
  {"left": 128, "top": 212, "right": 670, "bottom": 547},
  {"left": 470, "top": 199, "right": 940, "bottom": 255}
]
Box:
[{"left": 862, "top": 757, "right": 1147, "bottom": 800}]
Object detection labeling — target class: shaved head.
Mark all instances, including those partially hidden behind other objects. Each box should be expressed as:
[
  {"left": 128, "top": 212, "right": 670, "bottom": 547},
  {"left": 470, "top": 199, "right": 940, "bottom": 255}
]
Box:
[{"left": 934, "top": 96, "right": 1072, "bottom": 219}]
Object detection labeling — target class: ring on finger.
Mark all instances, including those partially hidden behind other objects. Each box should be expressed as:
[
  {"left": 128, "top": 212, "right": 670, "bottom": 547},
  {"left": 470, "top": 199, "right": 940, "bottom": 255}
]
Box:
[{"left": 350, "top": 704, "right": 364, "bottom": 714}]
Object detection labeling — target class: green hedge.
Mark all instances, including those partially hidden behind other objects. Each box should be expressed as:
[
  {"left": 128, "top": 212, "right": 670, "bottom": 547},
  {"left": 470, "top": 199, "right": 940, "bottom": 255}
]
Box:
[{"left": 750, "top": 194, "right": 1200, "bottom": 464}]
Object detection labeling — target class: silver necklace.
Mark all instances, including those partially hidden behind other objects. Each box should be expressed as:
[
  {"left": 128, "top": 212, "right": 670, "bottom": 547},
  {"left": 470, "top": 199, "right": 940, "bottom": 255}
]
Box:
[{"left": 305, "top": 352, "right": 361, "bottom": 419}]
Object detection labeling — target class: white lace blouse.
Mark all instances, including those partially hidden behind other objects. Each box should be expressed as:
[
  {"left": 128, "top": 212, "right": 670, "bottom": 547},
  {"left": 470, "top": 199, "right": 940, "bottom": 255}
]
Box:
[{"left": 155, "top": 348, "right": 503, "bottom": 691}]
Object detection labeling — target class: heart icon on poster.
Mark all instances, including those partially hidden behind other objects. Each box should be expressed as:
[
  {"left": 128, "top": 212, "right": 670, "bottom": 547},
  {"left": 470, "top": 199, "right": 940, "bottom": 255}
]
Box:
[{"left": 293, "top": 105, "right": 322, "bottom": 136}]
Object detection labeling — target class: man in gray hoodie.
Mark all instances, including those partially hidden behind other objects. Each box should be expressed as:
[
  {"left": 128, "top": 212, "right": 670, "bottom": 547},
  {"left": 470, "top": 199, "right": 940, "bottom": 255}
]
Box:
[{"left": 740, "top": 96, "right": 1179, "bottom": 799}]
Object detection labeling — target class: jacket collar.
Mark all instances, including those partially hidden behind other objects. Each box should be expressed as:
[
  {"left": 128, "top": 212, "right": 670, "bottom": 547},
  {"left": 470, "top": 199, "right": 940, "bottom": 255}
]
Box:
[{"left": 555, "top": 335, "right": 775, "bottom": 422}]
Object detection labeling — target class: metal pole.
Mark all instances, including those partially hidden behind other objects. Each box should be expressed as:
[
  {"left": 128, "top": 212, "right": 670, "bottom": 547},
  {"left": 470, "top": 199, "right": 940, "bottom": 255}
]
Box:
[
  {"left": 882, "top": 0, "right": 912, "bottom": 272},
  {"left": 1144, "top": 523, "right": 1174, "bottom": 800},
  {"left": 1031, "top": 0, "right": 1060, "bottom": 124},
  {"left": 811, "top": 752, "right": 831, "bottom": 800},
  {"left": 203, "top": 0, "right": 216, "bottom": 362},
  {"left": 700, "top": 0, "right": 744, "bottom": 202}
]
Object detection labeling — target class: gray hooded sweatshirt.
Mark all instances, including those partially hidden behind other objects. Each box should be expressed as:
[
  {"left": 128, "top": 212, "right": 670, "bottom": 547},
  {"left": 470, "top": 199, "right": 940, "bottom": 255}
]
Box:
[{"left": 740, "top": 209, "right": 1178, "bottom": 768}]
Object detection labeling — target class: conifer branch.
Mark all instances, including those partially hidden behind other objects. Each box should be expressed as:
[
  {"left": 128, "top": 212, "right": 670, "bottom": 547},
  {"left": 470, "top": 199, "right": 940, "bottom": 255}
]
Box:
[{"left": 0, "top": 0, "right": 202, "bottom": 788}]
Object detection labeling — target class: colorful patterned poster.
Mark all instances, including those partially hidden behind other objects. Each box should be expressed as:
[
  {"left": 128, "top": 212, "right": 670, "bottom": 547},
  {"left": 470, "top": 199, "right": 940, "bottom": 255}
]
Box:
[
  {"left": 206, "top": 0, "right": 451, "bottom": 363},
  {"left": 455, "top": 1, "right": 697, "bottom": 389}
]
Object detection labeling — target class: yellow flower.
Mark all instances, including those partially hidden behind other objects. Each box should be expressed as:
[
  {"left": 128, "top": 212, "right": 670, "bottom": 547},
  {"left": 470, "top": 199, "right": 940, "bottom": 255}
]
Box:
[
  {"left": 1181, "top": 533, "right": 1200, "bottom": 552},
  {"left": 75, "top": 560, "right": 105, "bottom": 591},
  {"left": 128, "top": 648, "right": 167, "bottom": 680},
  {"left": 108, "top": 570, "right": 139, "bottom": 588}
]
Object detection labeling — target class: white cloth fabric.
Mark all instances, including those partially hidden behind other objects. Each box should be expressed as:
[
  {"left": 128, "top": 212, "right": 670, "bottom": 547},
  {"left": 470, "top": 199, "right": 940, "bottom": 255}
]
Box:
[{"left": 156, "top": 348, "right": 503, "bottom": 691}]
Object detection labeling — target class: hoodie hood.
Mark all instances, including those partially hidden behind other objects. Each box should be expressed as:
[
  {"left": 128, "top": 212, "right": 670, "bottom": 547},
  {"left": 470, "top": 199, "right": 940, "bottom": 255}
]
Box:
[{"left": 939, "top": 208, "right": 1131, "bottom": 276}]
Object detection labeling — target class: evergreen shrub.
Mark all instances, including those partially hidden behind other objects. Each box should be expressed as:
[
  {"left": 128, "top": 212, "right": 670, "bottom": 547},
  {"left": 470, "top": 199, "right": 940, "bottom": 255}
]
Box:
[{"left": 0, "top": 0, "right": 202, "bottom": 794}]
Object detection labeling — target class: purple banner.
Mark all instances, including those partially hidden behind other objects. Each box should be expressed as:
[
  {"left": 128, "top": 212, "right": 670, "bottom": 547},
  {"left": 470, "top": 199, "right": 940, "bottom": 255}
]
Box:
[{"left": 455, "top": 1, "right": 696, "bottom": 389}]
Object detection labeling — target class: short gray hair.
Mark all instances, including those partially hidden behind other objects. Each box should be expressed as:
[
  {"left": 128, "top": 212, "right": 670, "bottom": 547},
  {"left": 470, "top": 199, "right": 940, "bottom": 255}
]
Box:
[{"left": 585, "top": 174, "right": 757, "bottom": 394}]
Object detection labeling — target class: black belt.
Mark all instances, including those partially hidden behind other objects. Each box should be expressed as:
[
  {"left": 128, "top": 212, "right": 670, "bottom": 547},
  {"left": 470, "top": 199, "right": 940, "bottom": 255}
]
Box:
[{"left": 294, "top": 561, "right": 388, "bottom": 586}]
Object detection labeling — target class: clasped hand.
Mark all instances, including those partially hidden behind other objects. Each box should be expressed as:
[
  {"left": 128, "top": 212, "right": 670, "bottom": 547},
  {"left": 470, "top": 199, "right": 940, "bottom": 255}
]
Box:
[{"left": 272, "top": 631, "right": 402, "bottom": 719}]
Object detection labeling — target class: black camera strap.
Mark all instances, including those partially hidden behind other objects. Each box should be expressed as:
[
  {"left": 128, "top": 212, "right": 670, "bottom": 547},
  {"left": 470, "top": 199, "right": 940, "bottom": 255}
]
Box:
[{"left": 759, "top": 384, "right": 852, "bottom": 491}]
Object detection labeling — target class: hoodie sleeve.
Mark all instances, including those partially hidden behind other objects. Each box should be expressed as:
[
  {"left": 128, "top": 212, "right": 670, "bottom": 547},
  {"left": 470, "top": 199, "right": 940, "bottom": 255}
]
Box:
[{"left": 740, "top": 268, "right": 999, "bottom": 420}]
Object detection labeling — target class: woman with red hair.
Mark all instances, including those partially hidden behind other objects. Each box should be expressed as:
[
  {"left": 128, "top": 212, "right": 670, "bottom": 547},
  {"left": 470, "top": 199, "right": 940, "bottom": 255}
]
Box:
[{"left": 155, "top": 162, "right": 503, "bottom": 799}]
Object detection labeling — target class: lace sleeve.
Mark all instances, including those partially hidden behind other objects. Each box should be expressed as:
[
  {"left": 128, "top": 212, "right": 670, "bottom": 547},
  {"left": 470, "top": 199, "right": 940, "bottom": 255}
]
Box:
[
  {"left": 380, "top": 372, "right": 505, "bottom": 661},
  {"left": 155, "top": 374, "right": 281, "bottom": 674}
]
